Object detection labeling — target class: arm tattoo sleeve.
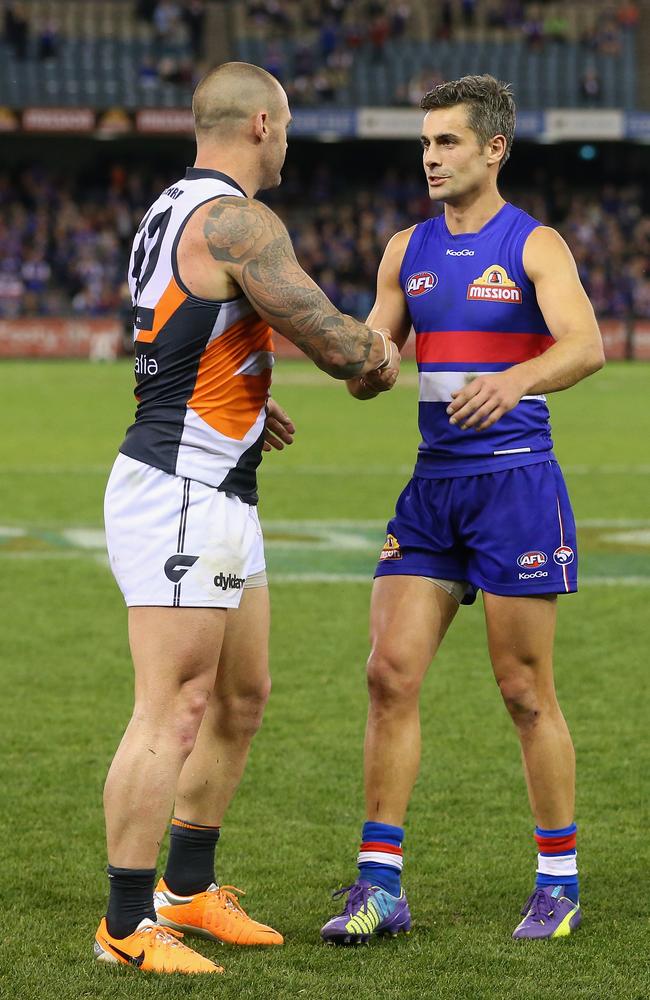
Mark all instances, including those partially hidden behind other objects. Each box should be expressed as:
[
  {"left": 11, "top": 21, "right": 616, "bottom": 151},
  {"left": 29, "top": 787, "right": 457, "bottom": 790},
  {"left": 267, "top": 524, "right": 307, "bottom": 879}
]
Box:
[{"left": 203, "top": 197, "right": 379, "bottom": 378}]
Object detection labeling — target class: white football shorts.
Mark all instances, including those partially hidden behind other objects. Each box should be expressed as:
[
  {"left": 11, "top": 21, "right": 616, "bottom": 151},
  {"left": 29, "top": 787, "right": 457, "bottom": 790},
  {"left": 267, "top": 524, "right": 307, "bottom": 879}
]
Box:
[{"left": 104, "top": 453, "right": 265, "bottom": 609}]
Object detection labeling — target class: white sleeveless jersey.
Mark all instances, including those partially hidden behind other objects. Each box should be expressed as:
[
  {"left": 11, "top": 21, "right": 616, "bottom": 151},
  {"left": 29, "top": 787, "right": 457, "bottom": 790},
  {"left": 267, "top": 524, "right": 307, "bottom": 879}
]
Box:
[{"left": 119, "top": 167, "right": 274, "bottom": 504}]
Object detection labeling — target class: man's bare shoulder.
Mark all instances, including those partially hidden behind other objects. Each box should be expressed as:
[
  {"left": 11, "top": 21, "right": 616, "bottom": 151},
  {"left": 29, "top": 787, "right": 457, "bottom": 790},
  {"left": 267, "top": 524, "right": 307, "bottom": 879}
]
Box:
[
  {"left": 523, "top": 225, "right": 576, "bottom": 281},
  {"left": 385, "top": 225, "right": 418, "bottom": 258},
  {"left": 379, "top": 225, "right": 417, "bottom": 277}
]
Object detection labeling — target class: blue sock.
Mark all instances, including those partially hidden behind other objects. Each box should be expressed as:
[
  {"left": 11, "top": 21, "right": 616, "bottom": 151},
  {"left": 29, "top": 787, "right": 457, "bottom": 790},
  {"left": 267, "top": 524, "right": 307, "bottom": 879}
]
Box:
[
  {"left": 534, "top": 823, "right": 579, "bottom": 904},
  {"left": 357, "top": 820, "right": 403, "bottom": 896}
]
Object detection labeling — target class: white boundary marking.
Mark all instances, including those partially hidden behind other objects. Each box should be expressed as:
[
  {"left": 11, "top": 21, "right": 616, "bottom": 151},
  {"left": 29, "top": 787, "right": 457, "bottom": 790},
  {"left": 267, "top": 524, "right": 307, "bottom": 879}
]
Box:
[
  {"left": 0, "top": 554, "right": 647, "bottom": 588},
  {"left": 270, "top": 574, "right": 650, "bottom": 587},
  {"left": 3, "top": 464, "right": 650, "bottom": 477},
  {"left": 1, "top": 520, "right": 648, "bottom": 587}
]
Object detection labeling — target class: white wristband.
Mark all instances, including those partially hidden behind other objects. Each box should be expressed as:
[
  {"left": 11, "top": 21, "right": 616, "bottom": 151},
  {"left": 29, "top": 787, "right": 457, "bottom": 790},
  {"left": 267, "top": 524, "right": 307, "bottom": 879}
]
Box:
[{"left": 374, "top": 330, "right": 391, "bottom": 371}]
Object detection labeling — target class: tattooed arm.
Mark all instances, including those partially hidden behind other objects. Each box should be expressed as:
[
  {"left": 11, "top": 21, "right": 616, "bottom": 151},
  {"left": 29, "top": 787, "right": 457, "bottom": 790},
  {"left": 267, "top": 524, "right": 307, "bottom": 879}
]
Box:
[{"left": 202, "top": 196, "right": 399, "bottom": 380}]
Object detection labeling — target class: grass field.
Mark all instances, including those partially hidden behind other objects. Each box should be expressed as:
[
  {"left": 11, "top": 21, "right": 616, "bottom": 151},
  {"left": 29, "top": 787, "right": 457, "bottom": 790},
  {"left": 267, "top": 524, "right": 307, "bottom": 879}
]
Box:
[{"left": 1, "top": 359, "right": 649, "bottom": 1000}]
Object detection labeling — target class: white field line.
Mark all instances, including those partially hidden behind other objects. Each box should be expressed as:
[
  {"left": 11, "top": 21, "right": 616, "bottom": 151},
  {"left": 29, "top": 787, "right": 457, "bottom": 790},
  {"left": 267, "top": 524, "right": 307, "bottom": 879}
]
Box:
[
  {"left": 578, "top": 518, "right": 650, "bottom": 528},
  {"left": 0, "top": 552, "right": 648, "bottom": 587},
  {"left": 601, "top": 530, "right": 650, "bottom": 545},
  {"left": 270, "top": 573, "right": 650, "bottom": 587},
  {"left": 3, "top": 463, "right": 650, "bottom": 477},
  {"left": 565, "top": 465, "right": 650, "bottom": 475},
  {"left": 2, "top": 465, "right": 109, "bottom": 474},
  {"left": 1, "top": 518, "right": 650, "bottom": 549},
  {"left": 0, "top": 551, "right": 92, "bottom": 560},
  {"left": 262, "top": 464, "right": 650, "bottom": 476},
  {"left": 270, "top": 371, "right": 421, "bottom": 388}
]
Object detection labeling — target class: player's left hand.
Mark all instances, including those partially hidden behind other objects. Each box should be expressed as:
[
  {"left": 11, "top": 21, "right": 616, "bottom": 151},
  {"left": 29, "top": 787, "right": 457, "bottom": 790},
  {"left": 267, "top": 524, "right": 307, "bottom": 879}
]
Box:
[
  {"left": 447, "top": 371, "right": 527, "bottom": 432},
  {"left": 359, "top": 365, "right": 399, "bottom": 393},
  {"left": 263, "top": 397, "right": 296, "bottom": 451}
]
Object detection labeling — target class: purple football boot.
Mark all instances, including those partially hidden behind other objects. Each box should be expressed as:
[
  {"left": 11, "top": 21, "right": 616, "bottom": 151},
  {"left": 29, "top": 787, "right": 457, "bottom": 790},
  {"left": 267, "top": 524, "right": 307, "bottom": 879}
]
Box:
[
  {"left": 320, "top": 879, "right": 411, "bottom": 945},
  {"left": 513, "top": 885, "right": 582, "bottom": 940}
]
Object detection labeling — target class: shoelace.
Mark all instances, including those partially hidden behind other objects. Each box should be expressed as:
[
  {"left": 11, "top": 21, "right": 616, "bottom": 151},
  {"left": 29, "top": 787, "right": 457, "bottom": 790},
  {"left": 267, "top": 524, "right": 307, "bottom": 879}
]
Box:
[
  {"left": 214, "top": 885, "right": 248, "bottom": 918},
  {"left": 141, "top": 923, "right": 219, "bottom": 970},
  {"left": 331, "top": 882, "right": 371, "bottom": 916},
  {"left": 139, "top": 924, "right": 185, "bottom": 948},
  {"left": 520, "top": 887, "right": 555, "bottom": 923}
]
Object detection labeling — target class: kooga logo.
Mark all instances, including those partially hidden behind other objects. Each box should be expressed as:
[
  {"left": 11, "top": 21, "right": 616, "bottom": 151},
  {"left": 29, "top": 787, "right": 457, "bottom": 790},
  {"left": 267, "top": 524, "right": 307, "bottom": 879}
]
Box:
[{"left": 446, "top": 248, "right": 475, "bottom": 256}]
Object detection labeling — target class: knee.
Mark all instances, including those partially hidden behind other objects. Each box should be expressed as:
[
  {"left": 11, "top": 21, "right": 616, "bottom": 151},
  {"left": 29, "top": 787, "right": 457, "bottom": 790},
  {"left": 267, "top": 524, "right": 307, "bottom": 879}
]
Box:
[
  {"left": 174, "top": 683, "right": 213, "bottom": 754},
  {"left": 214, "top": 676, "right": 272, "bottom": 740},
  {"left": 496, "top": 671, "right": 543, "bottom": 733},
  {"left": 367, "top": 646, "right": 422, "bottom": 707},
  {"left": 135, "top": 681, "right": 211, "bottom": 756}
]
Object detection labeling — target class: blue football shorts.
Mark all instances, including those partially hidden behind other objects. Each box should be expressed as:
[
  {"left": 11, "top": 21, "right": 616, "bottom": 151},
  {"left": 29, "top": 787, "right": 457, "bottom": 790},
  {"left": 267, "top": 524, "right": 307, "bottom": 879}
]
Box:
[{"left": 374, "top": 460, "right": 578, "bottom": 605}]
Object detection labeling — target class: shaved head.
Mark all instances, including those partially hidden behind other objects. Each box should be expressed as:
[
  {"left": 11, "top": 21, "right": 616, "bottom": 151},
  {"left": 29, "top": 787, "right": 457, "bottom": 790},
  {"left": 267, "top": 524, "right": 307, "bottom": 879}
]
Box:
[{"left": 193, "top": 62, "right": 287, "bottom": 137}]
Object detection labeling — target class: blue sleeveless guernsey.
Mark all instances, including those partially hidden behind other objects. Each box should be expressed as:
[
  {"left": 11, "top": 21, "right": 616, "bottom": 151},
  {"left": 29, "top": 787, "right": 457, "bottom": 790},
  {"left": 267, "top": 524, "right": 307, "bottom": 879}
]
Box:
[{"left": 399, "top": 203, "right": 554, "bottom": 478}]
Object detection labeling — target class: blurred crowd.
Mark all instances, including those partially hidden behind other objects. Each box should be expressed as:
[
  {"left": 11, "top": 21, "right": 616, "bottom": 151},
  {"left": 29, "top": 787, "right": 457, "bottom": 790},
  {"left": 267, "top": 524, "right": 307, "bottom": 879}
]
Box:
[
  {"left": 243, "top": 0, "right": 638, "bottom": 107},
  {"left": 3, "top": 0, "right": 205, "bottom": 55},
  {"left": 271, "top": 165, "right": 650, "bottom": 321},
  {"left": 136, "top": 0, "right": 206, "bottom": 89},
  {"left": 0, "top": 165, "right": 143, "bottom": 319},
  {"left": 1, "top": 162, "right": 649, "bottom": 323},
  {"left": 1, "top": 0, "right": 638, "bottom": 108},
  {"left": 2, "top": 0, "right": 205, "bottom": 93},
  {"left": 246, "top": 0, "right": 412, "bottom": 106},
  {"left": 136, "top": 0, "right": 205, "bottom": 60}
]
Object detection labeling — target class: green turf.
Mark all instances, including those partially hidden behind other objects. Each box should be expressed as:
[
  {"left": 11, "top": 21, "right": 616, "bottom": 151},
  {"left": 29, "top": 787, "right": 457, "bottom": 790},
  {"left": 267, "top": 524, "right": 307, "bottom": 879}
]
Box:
[{"left": 1, "top": 360, "right": 649, "bottom": 999}]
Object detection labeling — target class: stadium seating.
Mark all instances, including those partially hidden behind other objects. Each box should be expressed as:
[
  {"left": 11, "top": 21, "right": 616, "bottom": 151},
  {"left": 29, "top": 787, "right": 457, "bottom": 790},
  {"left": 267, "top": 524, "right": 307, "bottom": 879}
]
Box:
[
  {"left": 0, "top": 0, "right": 639, "bottom": 109},
  {"left": 233, "top": 0, "right": 638, "bottom": 109},
  {"left": 1, "top": 0, "right": 196, "bottom": 108}
]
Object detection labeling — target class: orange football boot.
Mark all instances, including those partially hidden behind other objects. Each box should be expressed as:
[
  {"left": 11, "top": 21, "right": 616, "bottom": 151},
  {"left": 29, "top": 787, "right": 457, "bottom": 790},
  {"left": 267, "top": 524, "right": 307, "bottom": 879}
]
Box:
[
  {"left": 154, "top": 879, "right": 284, "bottom": 946},
  {"left": 94, "top": 916, "right": 224, "bottom": 974}
]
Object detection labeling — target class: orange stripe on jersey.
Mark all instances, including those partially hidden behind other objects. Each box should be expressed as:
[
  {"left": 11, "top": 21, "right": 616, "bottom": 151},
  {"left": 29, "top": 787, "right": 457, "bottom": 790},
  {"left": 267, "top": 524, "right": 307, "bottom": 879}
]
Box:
[
  {"left": 136, "top": 277, "right": 187, "bottom": 343},
  {"left": 188, "top": 315, "right": 274, "bottom": 441}
]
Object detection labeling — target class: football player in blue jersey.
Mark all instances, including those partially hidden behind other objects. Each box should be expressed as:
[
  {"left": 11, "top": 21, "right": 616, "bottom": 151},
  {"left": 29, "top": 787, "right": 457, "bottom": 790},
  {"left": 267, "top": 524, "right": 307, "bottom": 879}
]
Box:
[{"left": 321, "top": 75, "right": 604, "bottom": 944}]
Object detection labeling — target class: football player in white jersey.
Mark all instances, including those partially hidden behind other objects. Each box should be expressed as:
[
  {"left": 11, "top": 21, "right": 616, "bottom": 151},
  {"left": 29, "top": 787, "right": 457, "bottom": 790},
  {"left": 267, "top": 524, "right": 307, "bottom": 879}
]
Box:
[{"left": 95, "top": 62, "right": 400, "bottom": 975}]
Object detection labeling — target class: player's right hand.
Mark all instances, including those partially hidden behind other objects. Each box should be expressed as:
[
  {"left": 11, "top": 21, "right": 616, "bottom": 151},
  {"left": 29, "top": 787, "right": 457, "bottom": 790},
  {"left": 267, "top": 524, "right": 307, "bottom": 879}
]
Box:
[
  {"left": 362, "top": 330, "right": 400, "bottom": 393},
  {"left": 263, "top": 397, "right": 296, "bottom": 451}
]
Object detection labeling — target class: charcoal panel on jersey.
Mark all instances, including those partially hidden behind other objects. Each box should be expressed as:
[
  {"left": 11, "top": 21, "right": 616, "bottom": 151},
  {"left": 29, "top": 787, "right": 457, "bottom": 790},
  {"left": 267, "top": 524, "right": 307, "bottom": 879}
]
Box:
[
  {"left": 218, "top": 427, "right": 265, "bottom": 506},
  {"left": 120, "top": 406, "right": 190, "bottom": 476},
  {"left": 134, "top": 306, "right": 155, "bottom": 330},
  {"left": 124, "top": 300, "right": 221, "bottom": 473}
]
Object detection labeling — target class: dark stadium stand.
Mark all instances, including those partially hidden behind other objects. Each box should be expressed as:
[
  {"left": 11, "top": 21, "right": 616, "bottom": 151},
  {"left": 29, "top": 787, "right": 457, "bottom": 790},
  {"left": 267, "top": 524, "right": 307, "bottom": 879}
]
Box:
[
  {"left": 0, "top": 0, "right": 640, "bottom": 109},
  {"left": 1, "top": 0, "right": 202, "bottom": 108},
  {"left": 234, "top": 0, "right": 638, "bottom": 109},
  {"left": 0, "top": 0, "right": 648, "bottom": 356}
]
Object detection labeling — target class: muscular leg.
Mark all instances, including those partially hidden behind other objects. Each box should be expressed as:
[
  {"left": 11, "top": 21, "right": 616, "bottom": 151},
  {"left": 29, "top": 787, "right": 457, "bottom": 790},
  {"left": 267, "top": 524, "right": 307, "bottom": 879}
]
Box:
[
  {"left": 173, "top": 586, "right": 271, "bottom": 825},
  {"left": 103, "top": 606, "right": 227, "bottom": 869},
  {"left": 154, "top": 587, "right": 283, "bottom": 945},
  {"left": 320, "top": 575, "right": 459, "bottom": 940},
  {"left": 483, "top": 593, "right": 575, "bottom": 828},
  {"left": 365, "top": 576, "right": 459, "bottom": 825}
]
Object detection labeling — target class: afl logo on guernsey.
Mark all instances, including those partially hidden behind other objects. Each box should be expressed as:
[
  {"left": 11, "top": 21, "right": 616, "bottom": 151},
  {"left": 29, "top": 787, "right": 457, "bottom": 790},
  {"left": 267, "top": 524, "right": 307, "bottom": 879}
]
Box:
[
  {"left": 517, "top": 551, "right": 547, "bottom": 569},
  {"left": 467, "top": 264, "right": 522, "bottom": 303},
  {"left": 406, "top": 271, "right": 438, "bottom": 297}
]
